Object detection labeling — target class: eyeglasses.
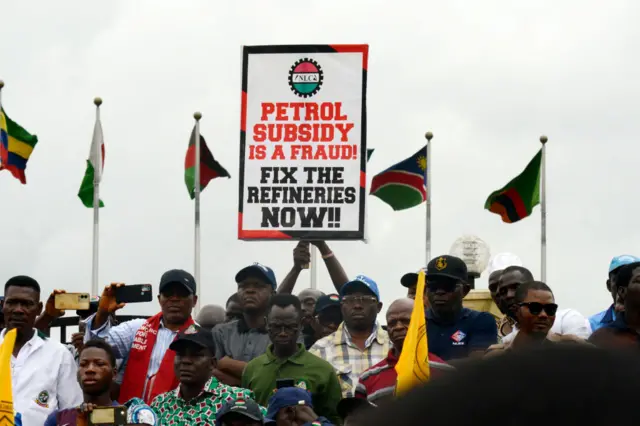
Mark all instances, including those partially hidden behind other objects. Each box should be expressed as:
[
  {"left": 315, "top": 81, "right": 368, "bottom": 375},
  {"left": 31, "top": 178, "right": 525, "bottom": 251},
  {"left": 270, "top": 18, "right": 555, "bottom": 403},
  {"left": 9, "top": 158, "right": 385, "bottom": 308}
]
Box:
[
  {"left": 518, "top": 302, "right": 558, "bottom": 316},
  {"left": 267, "top": 324, "right": 299, "bottom": 334},
  {"left": 341, "top": 295, "right": 378, "bottom": 306}
]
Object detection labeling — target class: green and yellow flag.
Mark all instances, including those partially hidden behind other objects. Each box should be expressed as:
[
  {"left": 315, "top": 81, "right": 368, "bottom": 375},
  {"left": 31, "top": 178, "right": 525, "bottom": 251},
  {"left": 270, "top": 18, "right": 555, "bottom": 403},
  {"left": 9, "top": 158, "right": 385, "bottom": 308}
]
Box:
[
  {"left": 0, "top": 329, "right": 17, "bottom": 426},
  {"left": 395, "top": 270, "right": 430, "bottom": 395}
]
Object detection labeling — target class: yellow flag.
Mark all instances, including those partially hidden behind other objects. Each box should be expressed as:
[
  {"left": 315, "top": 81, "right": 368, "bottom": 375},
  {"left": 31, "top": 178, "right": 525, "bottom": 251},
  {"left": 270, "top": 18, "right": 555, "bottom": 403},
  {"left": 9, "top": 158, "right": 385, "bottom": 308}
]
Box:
[
  {"left": 0, "top": 329, "right": 17, "bottom": 426},
  {"left": 395, "top": 270, "right": 430, "bottom": 395}
]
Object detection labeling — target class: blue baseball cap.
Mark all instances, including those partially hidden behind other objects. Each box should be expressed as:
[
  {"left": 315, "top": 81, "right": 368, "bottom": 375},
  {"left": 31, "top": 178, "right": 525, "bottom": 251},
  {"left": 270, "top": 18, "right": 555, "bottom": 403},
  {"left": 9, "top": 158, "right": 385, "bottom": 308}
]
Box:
[
  {"left": 340, "top": 275, "right": 380, "bottom": 301},
  {"left": 235, "top": 263, "right": 277, "bottom": 289},
  {"left": 609, "top": 255, "right": 640, "bottom": 274},
  {"left": 266, "top": 387, "right": 313, "bottom": 422}
]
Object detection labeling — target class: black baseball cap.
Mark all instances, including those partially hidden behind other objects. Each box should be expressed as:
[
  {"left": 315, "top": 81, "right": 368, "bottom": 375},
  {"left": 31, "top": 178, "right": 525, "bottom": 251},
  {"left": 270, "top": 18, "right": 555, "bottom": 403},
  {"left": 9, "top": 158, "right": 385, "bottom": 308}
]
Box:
[
  {"left": 427, "top": 255, "right": 468, "bottom": 282},
  {"left": 215, "top": 398, "right": 264, "bottom": 426},
  {"left": 169, "top": 324, "right": 215, "bottom": 353},
  {"left": 314, "top": 294, "right": 340, "bottom": 315},
  {"left": 159, "top": 269, "right": 197, "bottom": 295},
  {"left": 337, "top": 397, "right": 376, "bottom": 419},
  {"left": 400, "top": 268, "right": 427, "bottom": 288}
]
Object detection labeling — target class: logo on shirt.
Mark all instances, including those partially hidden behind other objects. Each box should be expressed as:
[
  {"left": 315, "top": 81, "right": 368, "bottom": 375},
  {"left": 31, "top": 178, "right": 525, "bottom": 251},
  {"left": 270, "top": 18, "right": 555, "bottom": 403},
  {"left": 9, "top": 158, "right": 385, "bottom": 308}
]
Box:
[
  {"left": 451, "top": 330, "right": 466, "bottom": 344},
  {"left": 184, "top": 325, "right": 198, "bottom": 334},
  {"left": 435, "top": 257, "right": 448, "bottom": 271},
  {"left": 295, "top": 379, "right": 308, "bottom": 390},
  {"left": 35, "top": 390, "right": 49, "bottom": 408}
]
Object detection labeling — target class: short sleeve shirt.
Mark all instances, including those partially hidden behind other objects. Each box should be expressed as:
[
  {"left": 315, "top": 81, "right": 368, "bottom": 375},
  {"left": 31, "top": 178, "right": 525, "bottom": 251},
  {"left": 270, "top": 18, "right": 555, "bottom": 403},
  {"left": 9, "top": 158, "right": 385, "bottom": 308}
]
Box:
[
  {"left": 212, "top": 319, "right": 270, "bottom": 362},
  {"left": 426, "top": 308, "right": 498, "bottom": 360}
]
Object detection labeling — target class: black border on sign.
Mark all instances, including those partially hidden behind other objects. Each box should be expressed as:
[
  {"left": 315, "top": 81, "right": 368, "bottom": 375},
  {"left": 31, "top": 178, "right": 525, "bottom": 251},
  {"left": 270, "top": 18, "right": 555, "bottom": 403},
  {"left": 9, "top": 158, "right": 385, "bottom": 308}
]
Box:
[{"left": 238, "top": 44, "right": 368, "bottom": 241}]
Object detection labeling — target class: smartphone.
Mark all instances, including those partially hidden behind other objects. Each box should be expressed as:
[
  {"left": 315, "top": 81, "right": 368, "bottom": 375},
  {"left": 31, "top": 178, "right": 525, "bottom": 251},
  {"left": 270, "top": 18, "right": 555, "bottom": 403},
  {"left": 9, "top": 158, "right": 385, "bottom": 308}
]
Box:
[
  {"left": 54, "top": 293, "right": 91, "bottom": 310},
  {"left": 115, "top": 284, "right": 153, "bottom": 304},
  {"left": 89, "top": 405, "right": 127, "bottom": 425},
  {"left": 276, "top": 378, "right": 295, "bottom": 389}
]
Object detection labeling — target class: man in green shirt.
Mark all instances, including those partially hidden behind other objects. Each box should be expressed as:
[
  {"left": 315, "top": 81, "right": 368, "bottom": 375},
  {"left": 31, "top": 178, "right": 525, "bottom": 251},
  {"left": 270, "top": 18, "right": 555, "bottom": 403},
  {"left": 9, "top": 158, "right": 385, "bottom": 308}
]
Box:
[{"left": 242, "top": 294, "right": 342, "bottom": 424}]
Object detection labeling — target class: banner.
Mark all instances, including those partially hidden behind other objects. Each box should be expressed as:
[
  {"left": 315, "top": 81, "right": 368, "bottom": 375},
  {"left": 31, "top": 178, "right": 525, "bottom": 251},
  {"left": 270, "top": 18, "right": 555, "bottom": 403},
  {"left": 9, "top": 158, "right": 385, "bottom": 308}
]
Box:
[{"left": 238, "top": 44, "right": 368, "bottom": 240}]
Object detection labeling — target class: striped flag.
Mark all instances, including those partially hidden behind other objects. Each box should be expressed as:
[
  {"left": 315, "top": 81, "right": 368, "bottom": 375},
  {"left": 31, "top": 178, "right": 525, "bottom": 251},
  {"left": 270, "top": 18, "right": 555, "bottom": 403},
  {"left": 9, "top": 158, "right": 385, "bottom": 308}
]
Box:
[
  {"left": 0, "top": 329, "right": 17, "bottom": 425},
  {"left": 78, "top": 112, "right": 105, "bottom": 207}
]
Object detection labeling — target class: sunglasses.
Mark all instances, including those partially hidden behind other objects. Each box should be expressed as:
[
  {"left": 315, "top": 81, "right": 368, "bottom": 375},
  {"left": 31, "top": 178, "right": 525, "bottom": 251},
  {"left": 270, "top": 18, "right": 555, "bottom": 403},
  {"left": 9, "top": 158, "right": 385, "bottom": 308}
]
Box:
[
  {"left": 518, "top": 302, "right": 558, "bottom": 316},
  {"left": 427, "top": 280, "right": 458, "bottom": 293}
]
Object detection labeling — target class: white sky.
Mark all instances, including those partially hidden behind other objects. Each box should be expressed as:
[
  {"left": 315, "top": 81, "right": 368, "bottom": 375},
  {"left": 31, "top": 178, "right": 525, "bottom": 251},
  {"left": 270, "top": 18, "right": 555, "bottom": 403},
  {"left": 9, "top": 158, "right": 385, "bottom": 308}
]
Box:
[{"left": 1, "top": 0, "right": 638, "bottom": 322}]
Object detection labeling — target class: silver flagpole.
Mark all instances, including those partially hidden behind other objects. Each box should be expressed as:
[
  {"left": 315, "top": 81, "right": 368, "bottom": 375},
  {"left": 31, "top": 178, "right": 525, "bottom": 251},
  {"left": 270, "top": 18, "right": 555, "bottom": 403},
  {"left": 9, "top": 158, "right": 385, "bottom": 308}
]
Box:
[
  {"left": 540, "top": 135, "right": 548, "bottom": 282},
  {"left": 425, "top": 131, "right": 433, "bottom": 266},
  {"left": 310, "top": 246, "right": 318, "bottom": 290},
  {"left": 91, "top": 97, "right": 103, "bottom": 299},
  {"left": 0, "top": 80, "right": 4, "bottom": 113},
  {"left": 194, "top": 112, "right": 202, "bottom": 315}
]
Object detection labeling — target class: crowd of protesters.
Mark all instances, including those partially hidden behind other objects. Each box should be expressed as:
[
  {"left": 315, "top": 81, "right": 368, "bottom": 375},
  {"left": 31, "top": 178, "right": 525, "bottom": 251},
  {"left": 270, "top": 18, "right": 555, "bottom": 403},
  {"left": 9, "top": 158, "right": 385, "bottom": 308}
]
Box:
[{"left": 0, "top": 239, "right": 639, "bottom": 425}]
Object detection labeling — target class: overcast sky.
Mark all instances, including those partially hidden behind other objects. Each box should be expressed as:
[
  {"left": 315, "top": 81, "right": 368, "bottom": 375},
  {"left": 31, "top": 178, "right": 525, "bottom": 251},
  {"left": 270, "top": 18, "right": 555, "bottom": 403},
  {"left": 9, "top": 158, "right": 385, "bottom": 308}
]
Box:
[{"left": 1, "top": 1, "right": 638, "bottom": 322}]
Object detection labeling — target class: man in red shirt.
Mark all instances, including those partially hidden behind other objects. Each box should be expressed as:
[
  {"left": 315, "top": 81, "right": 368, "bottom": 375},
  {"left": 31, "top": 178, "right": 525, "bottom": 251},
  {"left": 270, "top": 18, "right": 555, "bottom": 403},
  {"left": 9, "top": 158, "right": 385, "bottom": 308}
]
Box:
[{"left": 355, "top": 298, "right": 453, "bottom": 404}]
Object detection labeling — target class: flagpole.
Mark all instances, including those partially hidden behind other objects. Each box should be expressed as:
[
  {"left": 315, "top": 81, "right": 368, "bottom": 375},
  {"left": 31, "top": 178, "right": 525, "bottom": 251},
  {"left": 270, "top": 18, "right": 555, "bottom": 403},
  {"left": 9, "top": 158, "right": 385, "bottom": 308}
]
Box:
[
  {"left": 194, "top": 112, "right": 202, "bottom": 315},
  {"left": 310, "top": 246, "right": 318, "bottom": 290},
  {"left": 0, "top": 80, "right": 4, "bottom": 112},
  {"left": 425, "top": 131, "right": 433, "bottom": 266},
  {"left": 91, "top": 97, "right": 103, "bottom": 299},
  {"left": 540, "top": 135, "right": 548, "bottom": 282}
]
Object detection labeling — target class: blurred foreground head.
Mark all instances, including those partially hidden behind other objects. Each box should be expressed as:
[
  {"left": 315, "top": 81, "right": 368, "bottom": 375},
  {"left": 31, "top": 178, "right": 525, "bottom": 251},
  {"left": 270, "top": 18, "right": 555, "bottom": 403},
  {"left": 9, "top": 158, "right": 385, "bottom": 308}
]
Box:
[{"left": 360, "top": 345, "right": 640, "bottom": 426}]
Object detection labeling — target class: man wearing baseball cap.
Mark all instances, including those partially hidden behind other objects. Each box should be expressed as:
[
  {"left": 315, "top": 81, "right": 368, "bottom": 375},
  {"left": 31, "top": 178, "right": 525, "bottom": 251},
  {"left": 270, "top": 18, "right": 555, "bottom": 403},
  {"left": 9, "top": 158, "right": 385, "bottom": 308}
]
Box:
[
  {"left": 216, "top": 398, "right": 265, "bottom": 426},
  {"left": 310, "top": 275, "right": 390, "bottom": 397},
  {"left": 152, "top": 324, "right": 267, "bottom": 424},
  {"left": 589, "top": 255, "right": 640, "bottom": 331},
  {"left": 265, "top": 387, "right": 333, "bottom": 425},
  {"left": 304, "top": 293, "right": 342, "bottom": 348},
  {"left": 84, "top": 269, "right": 198, "bottom": 404},
  {"left": 400, "top": 268, "right": 430, "bottom": 307},
  {"left": 425, "top": 255, "right": 498, "bottom": 361},
  {"left": 213, "top": 263, "right": 277, "bottom": 386}
]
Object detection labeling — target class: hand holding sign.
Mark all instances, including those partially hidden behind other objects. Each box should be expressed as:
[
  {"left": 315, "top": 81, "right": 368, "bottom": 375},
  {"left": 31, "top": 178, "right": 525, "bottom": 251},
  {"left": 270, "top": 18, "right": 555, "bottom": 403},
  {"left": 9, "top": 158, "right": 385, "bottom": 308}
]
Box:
[{"left": 293, "top": 241, "right": 311, "bottom": 271}]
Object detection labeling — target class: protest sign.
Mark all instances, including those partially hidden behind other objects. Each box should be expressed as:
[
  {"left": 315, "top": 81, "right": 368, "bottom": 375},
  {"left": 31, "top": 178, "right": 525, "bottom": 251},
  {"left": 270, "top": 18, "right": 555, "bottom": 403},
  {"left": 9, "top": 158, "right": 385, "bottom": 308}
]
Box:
[{"left": 238, "top": 45, "right": 368, "bottom": 240}]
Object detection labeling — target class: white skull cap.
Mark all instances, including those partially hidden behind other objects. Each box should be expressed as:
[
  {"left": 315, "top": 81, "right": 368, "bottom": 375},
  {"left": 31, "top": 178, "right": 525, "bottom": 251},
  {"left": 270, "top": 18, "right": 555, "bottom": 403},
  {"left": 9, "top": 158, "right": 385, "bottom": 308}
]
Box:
[{"left": 487, "top": 253, "right": 523, "bottom": 276}]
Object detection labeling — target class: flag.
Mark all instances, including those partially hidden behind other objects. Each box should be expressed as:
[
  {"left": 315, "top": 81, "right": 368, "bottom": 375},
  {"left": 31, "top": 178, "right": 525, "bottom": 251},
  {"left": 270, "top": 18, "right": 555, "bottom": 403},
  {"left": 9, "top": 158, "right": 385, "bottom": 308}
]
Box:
[
  {"left": 0, "top": 109, "right": 39, "bottom": 184},
  {"left": 184, "top": 127, "right": 230, "bottom": 199},
  {"left": 78, "top": 114, "right": 105, "bottom": 208},
  {"left": 395, "top": 270, "right": 430, "bottom": 395},
  {"left": 0, "top": 329, "right": 17, "bottom": 426},
  {"left": 367, "top": 148, "right": 374, "bottom": 161},
  {"left": 484, "top": 149, "right": 542, "bottom": 223},
  {"left": 370, "top": 145, "right": 426, "bottom": 211}
]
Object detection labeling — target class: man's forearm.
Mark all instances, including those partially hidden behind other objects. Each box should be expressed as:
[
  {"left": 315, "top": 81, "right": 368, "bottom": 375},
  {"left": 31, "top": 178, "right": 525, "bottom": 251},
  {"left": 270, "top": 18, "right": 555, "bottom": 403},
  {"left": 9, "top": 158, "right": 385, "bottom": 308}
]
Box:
[
  {"left": 217, "top": 356, "right": 248, "bottom": 379},
  {"left": 277, "top": 266, "right": 302, "bottom": 294},
  {"left": 316, "top": 242, "right": 349, "bottom": 292}
]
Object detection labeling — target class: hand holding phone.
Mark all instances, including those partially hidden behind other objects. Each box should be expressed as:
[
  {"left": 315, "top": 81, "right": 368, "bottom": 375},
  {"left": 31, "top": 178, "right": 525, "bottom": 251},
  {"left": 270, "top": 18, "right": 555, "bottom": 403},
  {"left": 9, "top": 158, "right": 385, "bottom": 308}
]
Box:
[
  {"left": 115, "top": 284, "right": 153, "bottom": 304},
  {"left": 276, "top": 378, "right": 295, "bottom": 389},
  {"left": 54, "top": 293, "right": 91, "bottom": 311}
]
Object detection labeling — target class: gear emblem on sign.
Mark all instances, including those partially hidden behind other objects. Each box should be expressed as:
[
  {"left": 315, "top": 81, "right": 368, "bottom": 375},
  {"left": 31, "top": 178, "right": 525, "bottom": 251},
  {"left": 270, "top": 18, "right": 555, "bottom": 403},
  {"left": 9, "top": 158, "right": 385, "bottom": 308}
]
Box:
[{"left": 288, "top": 58, "right": 324, "bottom": 98}]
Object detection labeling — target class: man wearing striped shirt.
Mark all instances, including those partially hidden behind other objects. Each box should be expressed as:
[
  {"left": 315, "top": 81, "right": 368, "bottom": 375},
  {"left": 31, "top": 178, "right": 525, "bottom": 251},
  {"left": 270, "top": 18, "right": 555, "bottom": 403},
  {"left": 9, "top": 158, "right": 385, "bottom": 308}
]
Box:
[
  {"left": 84, "top": 269, "right": 198, "bottom": 404},
  {"left": 355, "top": 298, "right": 453, "bottom": 404},
  {"left": 309, "top": 275, "right": 391, "bottom": 398}
]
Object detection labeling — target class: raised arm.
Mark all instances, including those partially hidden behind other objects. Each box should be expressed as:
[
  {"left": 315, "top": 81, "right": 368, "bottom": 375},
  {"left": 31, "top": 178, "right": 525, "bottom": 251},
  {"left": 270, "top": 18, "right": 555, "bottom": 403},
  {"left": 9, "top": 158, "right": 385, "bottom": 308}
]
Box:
[
  {"left": 311, "top": 241, "right": 349, "bottom": 293},
  {"left": 277, "top": 241, "right": 311, "bottom": 294}
]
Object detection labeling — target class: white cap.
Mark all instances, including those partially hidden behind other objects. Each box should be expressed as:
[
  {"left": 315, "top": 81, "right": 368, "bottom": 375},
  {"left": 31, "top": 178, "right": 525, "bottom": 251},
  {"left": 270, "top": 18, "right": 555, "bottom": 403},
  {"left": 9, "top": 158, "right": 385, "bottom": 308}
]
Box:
[{"left": 487, "top": 253, "right": 523, "bottom": 276}]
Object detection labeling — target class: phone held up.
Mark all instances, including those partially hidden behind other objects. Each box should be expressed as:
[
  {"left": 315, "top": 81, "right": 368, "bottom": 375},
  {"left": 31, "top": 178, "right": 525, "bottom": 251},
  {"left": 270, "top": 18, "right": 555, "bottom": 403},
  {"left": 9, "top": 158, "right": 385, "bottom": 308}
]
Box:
[
  {"left": 88, "top": 406, "right": 127, "bottom": 426},
  {"left": 54, "top": 293, "right": 91, "bottom": 311},
  {"left": 276, "top": 378, "right": 295, "bottom": 389},
  {"left": 115, "top": 284, "right": 153, "bottom": 304}
]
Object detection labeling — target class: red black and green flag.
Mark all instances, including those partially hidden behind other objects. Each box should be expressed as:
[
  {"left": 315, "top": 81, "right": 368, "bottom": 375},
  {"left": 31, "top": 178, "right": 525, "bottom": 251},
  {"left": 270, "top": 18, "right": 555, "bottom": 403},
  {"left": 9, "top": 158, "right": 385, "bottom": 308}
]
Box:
[
  {"left": 370, "top": 145, "right": 426, "bottom": 211},
  {"left": 184, "top": 126, "right": 230, "bottom": 199},
  {"left": 484, "top": 149, "right": 541, "bottom": 223}
]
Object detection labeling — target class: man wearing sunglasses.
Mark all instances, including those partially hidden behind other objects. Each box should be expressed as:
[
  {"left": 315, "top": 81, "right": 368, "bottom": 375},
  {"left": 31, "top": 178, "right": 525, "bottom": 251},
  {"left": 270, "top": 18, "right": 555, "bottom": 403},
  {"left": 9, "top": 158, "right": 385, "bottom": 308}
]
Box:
[
  {"left": 425, "top": 255, "right": 498, "bottom": 361},
  {"left": 486, "top": 281, "right": 587, "bottom": 355}
]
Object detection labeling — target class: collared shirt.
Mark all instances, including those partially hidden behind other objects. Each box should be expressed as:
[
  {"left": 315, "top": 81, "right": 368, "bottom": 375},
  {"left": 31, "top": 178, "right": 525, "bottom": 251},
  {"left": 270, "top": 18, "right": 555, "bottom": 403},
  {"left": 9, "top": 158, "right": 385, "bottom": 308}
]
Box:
[
  {"left": 502, "top": 308, "right": 592, "bottom": 344},
  {"left": 427, "top": 308, "right": 498, "bottom": 361},
  {"left": 0, "top": 328, "right": 83, "bottom": 426},
  {"left": 84, "top": 314, "right": 178, "bottom": 393},
  {"left": 212, "top": 318, "right": 271, "bottom": 362},
  {"left": 150, "top": 376, "right": 266, "bottom": 425},
  {"left": 589, "top": 305, "right": 616, "bottom": 331},
  {"left": 309, "top": 323, "right": 390, "bottom": 398},
  {"left": 242, "top": 343, "right": 342, "bottom": 423},
  {"left": 355, "top": 349, "right": 453, "bottom": 405}
]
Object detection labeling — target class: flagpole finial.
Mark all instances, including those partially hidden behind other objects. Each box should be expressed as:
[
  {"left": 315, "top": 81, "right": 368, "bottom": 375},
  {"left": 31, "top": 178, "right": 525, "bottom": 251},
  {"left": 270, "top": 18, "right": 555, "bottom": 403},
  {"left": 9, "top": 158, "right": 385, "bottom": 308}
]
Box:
[
  {"left": 540, "top": 135, "right": 548, "bottom": 144},
  {"left": 94, "top": 97, "right": 103, "bottom": 107},
  {"left": 194, "top": 112, "right": 202, "bottom": 121},
  {"left": 425, "top": 131, "right": 433, "bottom": 141},
  {"left": 0, "top": 80, "right": 4, "bottom": 89}
]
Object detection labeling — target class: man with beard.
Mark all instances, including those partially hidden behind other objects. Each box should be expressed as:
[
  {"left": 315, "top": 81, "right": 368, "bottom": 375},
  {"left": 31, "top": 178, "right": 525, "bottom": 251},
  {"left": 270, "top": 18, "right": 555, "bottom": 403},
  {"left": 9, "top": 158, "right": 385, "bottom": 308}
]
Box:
[
  {"left": 425, "top": 255, "right": 498, "bottom": 361},
  {"left": 44, "top": 339, "right": 157, "bottom": 425},
  {"left": 84, "top": 269, "right": 198, "bottom": 404},
  {"left": 310, "top": 275, "right": 390, "bottom": 397},
  {"left": 355, "top": 298, "right": 453, "bottom": 405},
  {"left": 213, "top": 263, "right": 278, "bottom": 385},
  {"left": 498, "top": 266, "right": 591, "bottom": 344},
  {"left": 486, "top": 281, "right": 587, "bottom": 355},
  {"left": 0, "top": 276, "right": 82, "bottom": 425}
]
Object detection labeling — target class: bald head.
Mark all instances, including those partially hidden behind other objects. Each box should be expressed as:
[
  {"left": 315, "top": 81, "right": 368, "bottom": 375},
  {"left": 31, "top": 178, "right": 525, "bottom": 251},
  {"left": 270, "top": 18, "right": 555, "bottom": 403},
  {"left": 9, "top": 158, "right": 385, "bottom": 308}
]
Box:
[
  {"left": 386, "top": 298, "right": 415, "bottom": 351},
  {"left": 386, "top": 298, "right": 414, "bottom": 321},
  {"left": 298, "top": 288, "right": 325, "bottom": 318},
  {"left": 298, "top": 288, "right": 324, "bottom": 301},
  {"left": 196, "top": 304, "right": 226, "bottom": 331}
]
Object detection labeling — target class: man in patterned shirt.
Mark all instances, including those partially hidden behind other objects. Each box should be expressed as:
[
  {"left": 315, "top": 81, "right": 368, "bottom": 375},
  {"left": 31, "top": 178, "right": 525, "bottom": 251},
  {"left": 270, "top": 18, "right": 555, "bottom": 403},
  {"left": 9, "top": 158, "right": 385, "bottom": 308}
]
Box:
[
  {"left": 310, "top": 275, "right": 391, "bottom": 397},
  {"left": 151, "top": 324, "right": 266, "bottom": 425}
]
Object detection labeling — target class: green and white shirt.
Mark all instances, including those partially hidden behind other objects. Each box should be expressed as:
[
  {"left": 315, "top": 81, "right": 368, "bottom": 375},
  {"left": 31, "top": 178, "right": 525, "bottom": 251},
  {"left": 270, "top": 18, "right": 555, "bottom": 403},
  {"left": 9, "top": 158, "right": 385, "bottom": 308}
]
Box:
[{"left": 150, "top": 376, "right": 266, "bottom": 425}]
